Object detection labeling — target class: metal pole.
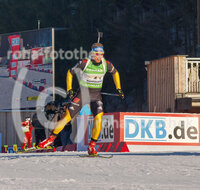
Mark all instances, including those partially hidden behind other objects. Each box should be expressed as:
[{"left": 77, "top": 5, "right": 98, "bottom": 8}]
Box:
[
  {"left": 38, "top": 20, "right": 40, "bottom": 30},
  {"left": 52, "top": 28, "right": 55, "bottom": 101},
  {"left": 186, "top": 59, "right": 188, "bottom": 92},
  {"left": 101, "top": 92, "right": 119, "bottom": 97},
  {"left": 97, "top": 31, "right": 103, "bottom": 43}
]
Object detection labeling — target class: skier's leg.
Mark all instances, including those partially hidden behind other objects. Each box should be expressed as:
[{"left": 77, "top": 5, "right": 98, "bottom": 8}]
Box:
[
  {"left": 39, "top": 92, "right": 82, "bottom": 148},
  {"left": 27, "top": 132, "right": 32, "bottom": 148},
  {"left": 39, "top": 108, "right": 72, "bottom": 148},
  {"left": 91, "top": 112, "right": 103, "bottom": 141},
  {"left": 88, "top": 112, "right": 103, "bottom": 155},
  {"left": 21, "top": 133, "right": 28, "bottom": 150},
  {"left": 53, "top": 109, "right": 72, "bottom": 134},
  {"left": 88, "top": 100, "right": 104, "bottom": 155}
]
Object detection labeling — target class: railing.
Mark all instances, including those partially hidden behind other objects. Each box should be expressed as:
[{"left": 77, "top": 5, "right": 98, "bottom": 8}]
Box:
[
  {"left": 186, "top": 58, "right": 200, "bottom": 93},
  {"left": 188, "top": 81, "right": 200, "bottom": 92}
]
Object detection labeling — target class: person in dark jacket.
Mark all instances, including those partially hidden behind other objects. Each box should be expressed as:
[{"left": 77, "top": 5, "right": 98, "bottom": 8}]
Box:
[{"left": 32, "top": 113, "right": 46, "bottom": 146}]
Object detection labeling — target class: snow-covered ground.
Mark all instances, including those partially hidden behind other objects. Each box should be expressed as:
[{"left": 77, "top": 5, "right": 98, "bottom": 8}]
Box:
[{"left": 0, "top": 151, "right": 200, "bottom": 190}]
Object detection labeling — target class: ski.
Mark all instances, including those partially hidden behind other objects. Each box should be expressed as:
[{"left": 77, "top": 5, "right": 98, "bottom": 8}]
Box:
[
  {"left": 17, "top": 147, "right": 36, "bottom": 153},
  {"left": 17, "top": 146, "right": 55, "bottom": 154},
  {"left": 79, "top": 154, "right": 113, "bottom": 159}
]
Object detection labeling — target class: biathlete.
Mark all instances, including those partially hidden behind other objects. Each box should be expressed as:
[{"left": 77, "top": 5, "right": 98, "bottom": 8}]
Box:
[{"left": 39, "top": 43, "right": 124, "bottom": 155}]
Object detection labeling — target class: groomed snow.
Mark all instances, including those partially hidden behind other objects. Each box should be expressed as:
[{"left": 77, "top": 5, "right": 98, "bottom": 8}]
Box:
[{"left": 0, "top": 151, "right": 200, "bottom": 190}]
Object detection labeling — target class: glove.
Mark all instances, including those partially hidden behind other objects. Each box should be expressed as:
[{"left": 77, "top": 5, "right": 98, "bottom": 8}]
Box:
[
  {"left": 117, "top": 89, "right": 125, "bottom": 100},
  {"left": 67, "top": 89, "right": 74, "bottom": 99}
]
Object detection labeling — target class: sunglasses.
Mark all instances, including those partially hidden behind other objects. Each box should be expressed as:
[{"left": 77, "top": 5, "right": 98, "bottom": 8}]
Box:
[{"left": 93, "top": 52, "right": 104, "bottom": 56}]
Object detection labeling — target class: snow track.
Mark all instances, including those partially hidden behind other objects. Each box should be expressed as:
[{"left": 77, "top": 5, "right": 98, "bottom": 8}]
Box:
[{"left": 0, "top": 151, "right": 200, "bottom": 190}]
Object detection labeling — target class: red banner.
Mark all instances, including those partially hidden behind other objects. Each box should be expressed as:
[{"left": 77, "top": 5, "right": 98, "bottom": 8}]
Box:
[
  {"left": 8, "top": 35, "right": 21, "bottom": 77},
  {"left": 32, "top": 47, "right": 44, "bottom": 66}
]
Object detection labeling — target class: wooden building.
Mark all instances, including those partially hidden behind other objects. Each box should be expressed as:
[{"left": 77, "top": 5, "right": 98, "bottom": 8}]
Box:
[{"left": 146, "top": 55, "right": 200, "bottom": 113}]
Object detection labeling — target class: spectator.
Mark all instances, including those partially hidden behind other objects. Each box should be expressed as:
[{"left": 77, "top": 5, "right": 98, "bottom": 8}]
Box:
[
  {"left": 21, "top": 117, "right": 33, "bottom": 150},
  {"left": 32, "top": 113, "right": 46, "bottom": 146}
]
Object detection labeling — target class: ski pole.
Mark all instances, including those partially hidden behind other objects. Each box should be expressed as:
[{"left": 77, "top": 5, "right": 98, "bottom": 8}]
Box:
[{"left": 101, "top": 92, "right": 119, "bottom": 97}]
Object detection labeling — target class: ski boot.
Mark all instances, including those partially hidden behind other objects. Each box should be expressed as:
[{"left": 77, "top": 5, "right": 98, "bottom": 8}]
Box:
[
  {"left": 88, "top": 140, "right": 97, "bottom": 156},
  {"left": 21, "top": 144, "right": 26, "bottom": 150},
  {"left": 39, "top": 134, "right": 56, "bottom": 148}
]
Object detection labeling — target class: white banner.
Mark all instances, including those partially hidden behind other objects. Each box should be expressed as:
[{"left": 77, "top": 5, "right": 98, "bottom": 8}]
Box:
[
  {"left": 87, "top": 115, "right": 114, "bottom": 143},
  {"left": 124, "top": 116, "right": 199, "bottom": 143}
]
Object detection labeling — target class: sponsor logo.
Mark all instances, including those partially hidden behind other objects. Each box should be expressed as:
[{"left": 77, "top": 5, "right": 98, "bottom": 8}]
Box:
[
  {"left": 73, "top": 97, "right": 80, "bottom": 103},
  {"left": 10, "top": 70, "right": 16, "bottom": 76},
  {"left": 85, "top": 68, "right": 103, "bottom": 72},
  {"left": 87, "top": 115, "right": 114, "bottom": 143},
  {"left": 11, "top": 62, "right": 17, "bottom": 68},
  {"left": 12, "top": 38, "right": 20, "bottom": 46},
  {"left": 124, "top": 116, "right": 199, "bottom": 143},
  {"left": 27, "top": 96, "right": 40, "bottom": 101},
  {"left": 12, "top": 53, "right": 18, "bottom": 60}
]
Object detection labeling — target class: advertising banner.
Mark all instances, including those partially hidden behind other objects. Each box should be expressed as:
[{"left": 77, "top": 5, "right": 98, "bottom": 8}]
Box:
[
  {"left": 83, "top": 112, "right": 200, "bottom": 146},
  {"left": 8, "top": 35, "right": 21, "bottom": 77},
  {"left": 124, "top": 115, "right": 199, "bottom": 145},
  {"left": 0, "top": 28, "right": 53, "bottom": 109},
  {"left": 86, "top": 115, "right": 115, "bottom": 144},
  {"left": 82, "top": 112, "right": 200, "bottom": 152},
  {"left": 32, "top": 47, "right": 44, "bottom": 66}
]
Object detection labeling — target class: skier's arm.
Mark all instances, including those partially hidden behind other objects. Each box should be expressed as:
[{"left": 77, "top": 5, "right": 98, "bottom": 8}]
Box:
[
  {"left": 66, "top": 59, "right": 87, "bottom": 98},
  {"left": 112, "top": 70, "right": 121, "bottom": 90},
  {"left": 107, "top": 60, "right": 124, "bottom": 99},
  {"left": 106, "top": 60, "right": 121, "bottom": 89},
  {"left": 66, "top": 69, "right": 73, "bottom": 92},
  {"left": 66, "top": 69, "right": 74, "bottom": 99},
  {"left": 112, "top": 71, "right": 124, "bottom": 99}
]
